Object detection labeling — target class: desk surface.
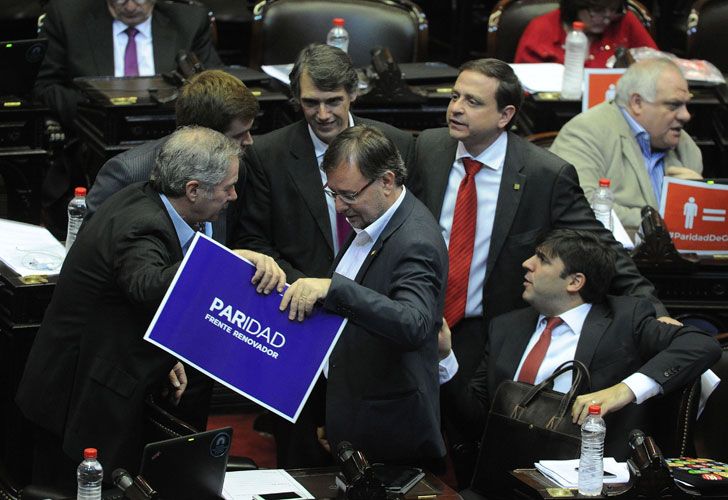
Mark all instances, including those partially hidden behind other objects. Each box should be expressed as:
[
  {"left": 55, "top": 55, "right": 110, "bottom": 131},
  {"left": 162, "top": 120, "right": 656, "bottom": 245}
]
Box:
[{"left": 289, "top": 467, "right": 462, "bottom": 499}]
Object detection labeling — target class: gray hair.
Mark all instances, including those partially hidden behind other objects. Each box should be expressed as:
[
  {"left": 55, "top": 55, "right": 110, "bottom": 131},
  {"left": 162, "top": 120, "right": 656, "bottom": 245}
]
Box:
[
  {"left": 289, "top": 43, "right": 358, "bottom": 104},
  {"left": 322, "top": 125, "right": 407, "bottom": 185},
  {"left": 615, "top": 58, "right": 683, "bottom": 106},
  {"left": 150, "top": 126, "right": 240, "bottom": 197}
]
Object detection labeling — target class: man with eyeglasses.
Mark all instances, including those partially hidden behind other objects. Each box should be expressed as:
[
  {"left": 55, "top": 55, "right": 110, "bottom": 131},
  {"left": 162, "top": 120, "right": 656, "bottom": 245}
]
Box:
[
  {"left": 34, "top": 0, "right": 222, "bottom": 127},
  {"left": 232, "top": 44, "right": 415, "bottom": 469},
  {"left": 279, "top": 125, "right": 449, "bottom": 472},
  {"left": 551, "top": 58, "right": 703, "bottom": 234}
]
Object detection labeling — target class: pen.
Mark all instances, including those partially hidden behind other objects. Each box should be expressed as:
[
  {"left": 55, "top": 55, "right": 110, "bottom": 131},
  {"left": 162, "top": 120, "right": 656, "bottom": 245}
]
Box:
[{"left": 416, "top": 495, "right": 437, "bottom": 499}]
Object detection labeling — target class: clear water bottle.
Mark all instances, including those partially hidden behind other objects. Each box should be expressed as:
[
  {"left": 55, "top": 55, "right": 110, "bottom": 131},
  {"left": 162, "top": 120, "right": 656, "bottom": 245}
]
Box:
[
  {"left": 326, "top": 18, "right": 349, "bottom": 53},
  {"left": 590, "top": 178, "right": 615, "bottom": 232},
  {"left": 561, "top": 21, "right": 588, "bottom": 99},
  {"left": 578, "top": 404, "right": 606, "bottom": 496},
  {"left": 66, "top": 186, "right": 88, "bottom": 251},
  {"left": 77, "top": 447, "right": 103, "bottom": 500}
]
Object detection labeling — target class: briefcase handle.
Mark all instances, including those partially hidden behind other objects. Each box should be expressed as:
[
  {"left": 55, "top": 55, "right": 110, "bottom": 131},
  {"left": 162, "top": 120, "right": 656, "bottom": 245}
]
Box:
[{"left": 518, "top": 360, "right": 591, "bottom": 426}]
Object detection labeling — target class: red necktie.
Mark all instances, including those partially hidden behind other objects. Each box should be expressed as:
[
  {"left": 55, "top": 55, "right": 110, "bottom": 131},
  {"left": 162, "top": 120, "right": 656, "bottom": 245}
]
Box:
[
  {"left": 517, "top": 317, "right": 564, "bottom": 384},
  {"left": 124, "top": 27, "right": 139, "bottom": 77},
  {"left": 336, "top": 212, "right": 352, "bottom": 251},
  {"left": 443, "top": 158, "right": 483, "bottom": 327}
]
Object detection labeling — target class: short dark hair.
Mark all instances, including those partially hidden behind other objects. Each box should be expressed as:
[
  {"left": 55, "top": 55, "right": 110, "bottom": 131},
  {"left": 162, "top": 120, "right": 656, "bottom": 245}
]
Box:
[
  {"left": 176, "top": 70, "right": 259, "bottom": 132},
  {"left": 322, "top": 125, "right": 407, "bottom": 185},
  {"left": 536, "top": 229, "right": 616, "bottom": 303},
  {"left": 560, "top": 0, "right": 626, "bottom": 24},
  {"left": 458, "top": 58, "right": 523, "bottom": 127},
  {"left": 289, "top": 44, "right": 358, "bottom": 105}
]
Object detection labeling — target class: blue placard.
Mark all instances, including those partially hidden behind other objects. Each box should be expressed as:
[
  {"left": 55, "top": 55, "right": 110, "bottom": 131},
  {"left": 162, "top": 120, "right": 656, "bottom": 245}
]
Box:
[{"left": 144, "top": 234, "right": 347, "bottom": 422}]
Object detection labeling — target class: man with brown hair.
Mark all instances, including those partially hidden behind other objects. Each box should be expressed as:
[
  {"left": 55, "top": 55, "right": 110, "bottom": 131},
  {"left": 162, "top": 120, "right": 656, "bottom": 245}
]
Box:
[{"left": 86, "top": 69, "right": 258, "bottom": 244}]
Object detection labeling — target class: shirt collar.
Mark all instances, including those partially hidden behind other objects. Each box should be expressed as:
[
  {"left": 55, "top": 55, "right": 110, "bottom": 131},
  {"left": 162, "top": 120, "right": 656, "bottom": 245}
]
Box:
[
  {"left": 619, "top": 106, "right": 666, "bottom": 160},
  {"left": 113, "top": 16, "right": 152, "bottom": 39},
  {"left": 455, "top": 131, "right": 508, "bottom": 171},
  {"left": 309, "top": 113, "right": 356, "bottom": 164},
  {"left": 536, "top": 302, "right": 593, "bottom": 336},
  {"left": 159, "top": 194, "right": 211, "bottom": 252},
  {"left": 352, "top": 186, "right": 407, "bottom": 245}
]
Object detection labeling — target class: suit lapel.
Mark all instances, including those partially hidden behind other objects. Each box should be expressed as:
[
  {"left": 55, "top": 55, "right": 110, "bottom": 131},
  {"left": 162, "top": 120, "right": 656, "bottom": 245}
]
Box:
[
  {"left": 495, "top": 308, "right": 540, "bottom": 382},
  {"left": 152, "top": 9, "right": 178, "bottom": 73},
  {"left": 86, "top": 4, "right": 114, "bottom": 75},
  {"left": 574, "top": 302, "right": 611, "bottom": 372},
  {"left": 428, "top": 131, "right": 458, "bottom": 220},
  {"left": 286, "top": 122, "right": 335, "bottom": 252},
  {"left": 486, "top": 132, "right": 526, "bottom": 284}
]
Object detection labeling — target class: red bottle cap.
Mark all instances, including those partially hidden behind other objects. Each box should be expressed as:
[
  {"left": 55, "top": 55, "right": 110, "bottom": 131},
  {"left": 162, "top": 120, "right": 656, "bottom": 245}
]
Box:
[
  {"left": 588, "top": 404, "right": 601, "bottom": 415},
  {"left": 74, "top": 187, "right": 87, "bottom": 197},
  {"left": 333, "top": 18, "right": 345, "bottom": 27},
  {"left": 598, "top": 178, "right": 611, "bottom": 187},
  {"left": 83, "top": 448, "right": 97, "bottom": 459},
  {"left": 573, "top": 21, "right": 585, "bottom": 31}
]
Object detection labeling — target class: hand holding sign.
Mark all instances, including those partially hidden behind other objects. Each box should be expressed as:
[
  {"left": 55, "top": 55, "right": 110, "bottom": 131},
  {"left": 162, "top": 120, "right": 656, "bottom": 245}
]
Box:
[
  {"left": 232, "top": 249, "right": 286, "bottom": 294},
  {"left": 280, "top": 278, "right": 332, "bottom": 321}
]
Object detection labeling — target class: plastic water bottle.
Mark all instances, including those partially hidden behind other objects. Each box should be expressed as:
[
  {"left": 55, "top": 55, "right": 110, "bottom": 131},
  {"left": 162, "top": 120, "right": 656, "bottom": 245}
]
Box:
[
  {"left": 77, "top": 447, "right": 103, "bottom": 500},
  {"left": 578, "top": 404, "right": 606, "bottom": 496},
  {"left": 561, "top": 21, "right": 588, "bottom": 99},
  {"left": 590, "top": 178, "right": 615, "bottom": 232},
  {"left": 326, "top": 18, "right": 349, "bottom": 53},
  {"left": 66, "top": 186, "right": 87, "bottom": 251}
]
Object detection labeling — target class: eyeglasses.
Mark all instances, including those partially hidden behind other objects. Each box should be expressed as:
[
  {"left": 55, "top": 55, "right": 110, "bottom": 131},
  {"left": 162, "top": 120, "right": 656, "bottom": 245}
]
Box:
[
  {"left": 324, "top": 178, "right": 376, "bottom": 204},
  {"left": 586, "top": 5, "right": 624, "bottom": 18},
  {"left": 110, "top": 0, "right": 152, "bottom": 6}
]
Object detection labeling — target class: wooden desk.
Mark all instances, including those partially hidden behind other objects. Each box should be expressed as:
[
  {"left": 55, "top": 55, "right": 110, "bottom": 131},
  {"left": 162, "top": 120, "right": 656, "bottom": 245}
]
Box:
[
  {"left": 509, "top": 469, "right": 630, "bottom": 499},
  {"left": 288, "top": 467, "right": 462, "bottom": 499}
]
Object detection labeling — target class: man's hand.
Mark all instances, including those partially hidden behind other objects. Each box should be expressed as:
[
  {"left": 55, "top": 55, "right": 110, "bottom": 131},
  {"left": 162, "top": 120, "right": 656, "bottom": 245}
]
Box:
[
  {"left": 166, "top": 361, "right": 188, "bottom": 406},
  {"left": 666, "top": 166, "right": 703, "bottom": 181},
  {"left": 279, "top": 278, "right": 331, "bottom": 321},
  {"left": 438, "top": 317, "right": 453, "bottom": 361},
  {"left": 316, "top": 426, "right": 331, "bottom": 454},
  {"left": 233, "top": 249, "right": 286, "bottom": 294},
  {"left": 657, "top": 316, "right": 683, "bottom": 326},
  {"left": 572, "top": 382, "right": 635, "bottom": 425}
]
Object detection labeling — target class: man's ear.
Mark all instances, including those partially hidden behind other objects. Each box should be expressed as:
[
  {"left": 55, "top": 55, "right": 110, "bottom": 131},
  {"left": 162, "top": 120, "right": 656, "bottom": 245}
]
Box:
[
  {"left": 185, "top": 180, "right": 200, "bottom": 203},
  {"left": 566, "top": 272, "right": 586, "bottom": 294},
  {"left": 628, "top": 93, "right": 644, "bottom": 117},
  {"left": 381, "top": 170, "right": 396, "bottom": 194},
  {"left": 497, "top": 105, "right": 516, "bottom": 130}
]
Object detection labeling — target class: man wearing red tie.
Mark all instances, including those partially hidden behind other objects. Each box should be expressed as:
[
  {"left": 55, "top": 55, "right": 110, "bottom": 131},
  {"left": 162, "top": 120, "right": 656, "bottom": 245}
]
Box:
[
  {"left": 440, "top": 229, "right": 719, "bottom": 493},
  {"left": 408, "top": 58, "right": 675, "bottom": 485}
]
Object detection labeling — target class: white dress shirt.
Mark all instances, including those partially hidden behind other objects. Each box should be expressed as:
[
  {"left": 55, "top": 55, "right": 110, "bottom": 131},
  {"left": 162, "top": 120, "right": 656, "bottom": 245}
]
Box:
[
  {"left": 514, "top": 302, "right": 661, "bottom": 404},
  {"left": 308, "top": 113, "right": 355, "bottom": 256},
  {"left": 159, "top": 194, "right": 212, "bottom": 253},
  {"left": 113, "top": 17, "right": 155, "bottom": 77},
  {"left": 439, "top": 131, "right": 507, "bottom": 318}
]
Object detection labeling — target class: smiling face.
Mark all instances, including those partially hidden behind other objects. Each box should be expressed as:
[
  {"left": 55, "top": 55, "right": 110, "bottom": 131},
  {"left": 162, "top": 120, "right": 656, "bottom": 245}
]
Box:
[
  {"left": 629, "top": 68, "right": 691, "bottom": 151},
  {"left": 298, "top": 71, "right": 355, "bottom": 145},
  {"left": 447, "top": 70, "right": 515, "bottom": 157}
]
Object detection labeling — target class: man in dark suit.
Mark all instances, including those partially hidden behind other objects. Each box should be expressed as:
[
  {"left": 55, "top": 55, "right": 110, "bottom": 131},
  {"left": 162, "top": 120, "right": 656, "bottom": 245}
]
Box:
[
  {"left": 15, "top": 127, "right": 285, "bottom": 493},
  {"left": 280, "top": 125, "right": 448, "bottom": 469},
  {"left": 87, "top": 69, "right": 258, "bottom": 246},
  {"left": 443, "top": 229, "right": 719, "bottom": 472},
  {"left": 407, "top": 58, "right": 673, "bottom": 485},
  {"left": 35, "top": 0, "right": 222, "bottom": 127},
  {"left": 232, "top": 43, "right": 415, "bottom": 468}
]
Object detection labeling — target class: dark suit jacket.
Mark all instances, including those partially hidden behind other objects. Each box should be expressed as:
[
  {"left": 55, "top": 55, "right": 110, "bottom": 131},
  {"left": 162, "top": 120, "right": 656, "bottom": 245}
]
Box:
[
  {"left": 16, "top": 183, "right": 182, "bottom": 474},
  {"left": 323, "top": 190, "right": 448, "bottom": 463},
  {"left": 232, "top": 117, "right": 415, "bottom": 283},
  {"left": 409, "top": 128, "right": 667, "bottom": 333},
  {"left": 35, "top": 0, "right": 222, "bottom": 126},
  {"left": 85, "top": 137, "right": 228, "bottom": 244},
  {"left": 446, "top": 296, "right": 720, "bottom": 459}
]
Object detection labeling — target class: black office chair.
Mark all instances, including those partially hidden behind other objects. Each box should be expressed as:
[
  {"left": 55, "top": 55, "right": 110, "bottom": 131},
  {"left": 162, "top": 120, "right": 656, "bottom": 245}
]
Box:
[
  {"left": 694, "top": 333, "right": 728, "bottom": 462},
  {"left": 686, "top": 0, "right": 728, "bottom": 73},
  {"left": 248, "top": 0, "right": 428, "bottom": 68},
  {"left": 487, "top": 0, "right": 655, "bottom": 62}
]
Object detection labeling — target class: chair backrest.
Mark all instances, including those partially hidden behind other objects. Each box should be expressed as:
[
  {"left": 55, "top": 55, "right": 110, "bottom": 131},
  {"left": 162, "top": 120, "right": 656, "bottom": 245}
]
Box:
[
  {"left": 686, "top": 0, "right": 728, "bottom": 73},
  {"left": 249, "top": 0, "right": 428, "bottom": 68},
  {"left": 487, "top": 0, "right": 655, "bottom": 62},
  {"left": 694, "top": 333, "right": 728, "bottom": 461}
]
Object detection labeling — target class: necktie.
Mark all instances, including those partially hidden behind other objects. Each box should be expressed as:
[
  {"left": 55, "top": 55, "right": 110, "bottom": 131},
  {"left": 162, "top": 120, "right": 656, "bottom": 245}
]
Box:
[
  {"left": 443, "top": 158, "right": 483, "bottom": 327},
  {"left": 124, "top": 27, "right": 139, "bottom": 77},
  {"left": 336, "top": 212, "right": 352, "bottom": 251},
  {"left": 517, "top": 317, "right": 564, "bottom": 384}
]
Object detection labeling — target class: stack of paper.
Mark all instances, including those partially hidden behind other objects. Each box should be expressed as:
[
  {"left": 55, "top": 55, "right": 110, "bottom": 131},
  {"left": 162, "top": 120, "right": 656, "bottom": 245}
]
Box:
[
  {"left": 535, "top": 458, "right": 629, "bottom": 488},
  {"left": 509, "top": 63, "right": 564, "bottom": 93},
  {"left": 0, "top": 218, "right": 65, "bottom": 277},
  {"left": 222, "top": 469, "right": 314, "bottom": 500}
]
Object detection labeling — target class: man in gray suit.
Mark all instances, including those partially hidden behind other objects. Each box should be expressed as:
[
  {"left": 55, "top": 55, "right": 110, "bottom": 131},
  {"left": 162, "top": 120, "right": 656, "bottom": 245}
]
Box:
[
  {"left": 551, "top": 58, "right": 703, "bottom": 234},
  {"left": 280, "top": 125, "right": 448, "bottom": 470},
  {"left": 86, "top": 69, "right": 258, "bottom": 245}
]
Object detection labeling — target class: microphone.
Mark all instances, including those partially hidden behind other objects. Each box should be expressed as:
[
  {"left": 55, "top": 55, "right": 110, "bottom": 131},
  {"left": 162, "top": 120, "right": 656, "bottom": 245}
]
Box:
[
  {"left": 112, "top": 468, "right": 158, "bottom": 500},
  {"left": 335, "top": 441, "right": 388, "bottom": 500}
]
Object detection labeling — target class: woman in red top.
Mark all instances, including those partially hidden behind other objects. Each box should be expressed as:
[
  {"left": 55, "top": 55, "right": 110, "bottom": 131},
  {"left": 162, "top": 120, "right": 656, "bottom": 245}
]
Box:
[{"left": 514, "top": 0, "right": 657, "bottom": 67}]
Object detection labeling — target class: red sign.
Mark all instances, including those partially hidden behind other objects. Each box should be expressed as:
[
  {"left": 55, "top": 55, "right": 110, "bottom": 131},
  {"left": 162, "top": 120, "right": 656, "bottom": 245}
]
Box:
[
  {"left": 582, "top": 69, "right": 626, "bottom": 112},
  {"left": 659, "top": 178, "right": 728, "bottom": 254}
]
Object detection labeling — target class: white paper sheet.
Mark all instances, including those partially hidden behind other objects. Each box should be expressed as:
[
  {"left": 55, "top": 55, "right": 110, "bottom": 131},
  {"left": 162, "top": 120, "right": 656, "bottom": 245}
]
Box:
[
  {"left": 535, "top": 458, "right": 629, "bottom": 488},
  {"left": 0, "top": 218, "right": 65, "bottom": 277},
  {"left": 222, "top": 469, "right": 314, "bottom": 500},
  {"left": 509, "top": 63, "right": 565, "bottom": 93}
]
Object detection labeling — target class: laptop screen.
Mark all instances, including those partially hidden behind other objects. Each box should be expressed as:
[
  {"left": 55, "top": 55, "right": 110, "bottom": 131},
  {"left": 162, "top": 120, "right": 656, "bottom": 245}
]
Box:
[
  {"left": 140, "top": 427, "right": 233, "bottom": 500},
  {"left": 0, "top": 39, "right": 47, "bottom": 98}
]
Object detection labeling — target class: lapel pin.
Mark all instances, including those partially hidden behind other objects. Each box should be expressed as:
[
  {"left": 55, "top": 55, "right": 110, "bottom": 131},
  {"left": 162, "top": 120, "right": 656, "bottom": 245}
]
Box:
[
  {"left": 370, "top": 250, "right": 377, "bottom": 257},
  {"left": 513, "top": 183, "right": 521, "bottom": 190}
]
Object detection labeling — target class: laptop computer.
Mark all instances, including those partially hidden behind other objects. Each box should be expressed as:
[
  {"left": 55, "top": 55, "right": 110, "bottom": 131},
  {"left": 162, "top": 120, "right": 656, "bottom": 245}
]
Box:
[
  {"left": 0, "top": 38, "right": 48, "bottom": 99},
  {"left": 140, "top": 427, "right": 233, "bottom": 500}
]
